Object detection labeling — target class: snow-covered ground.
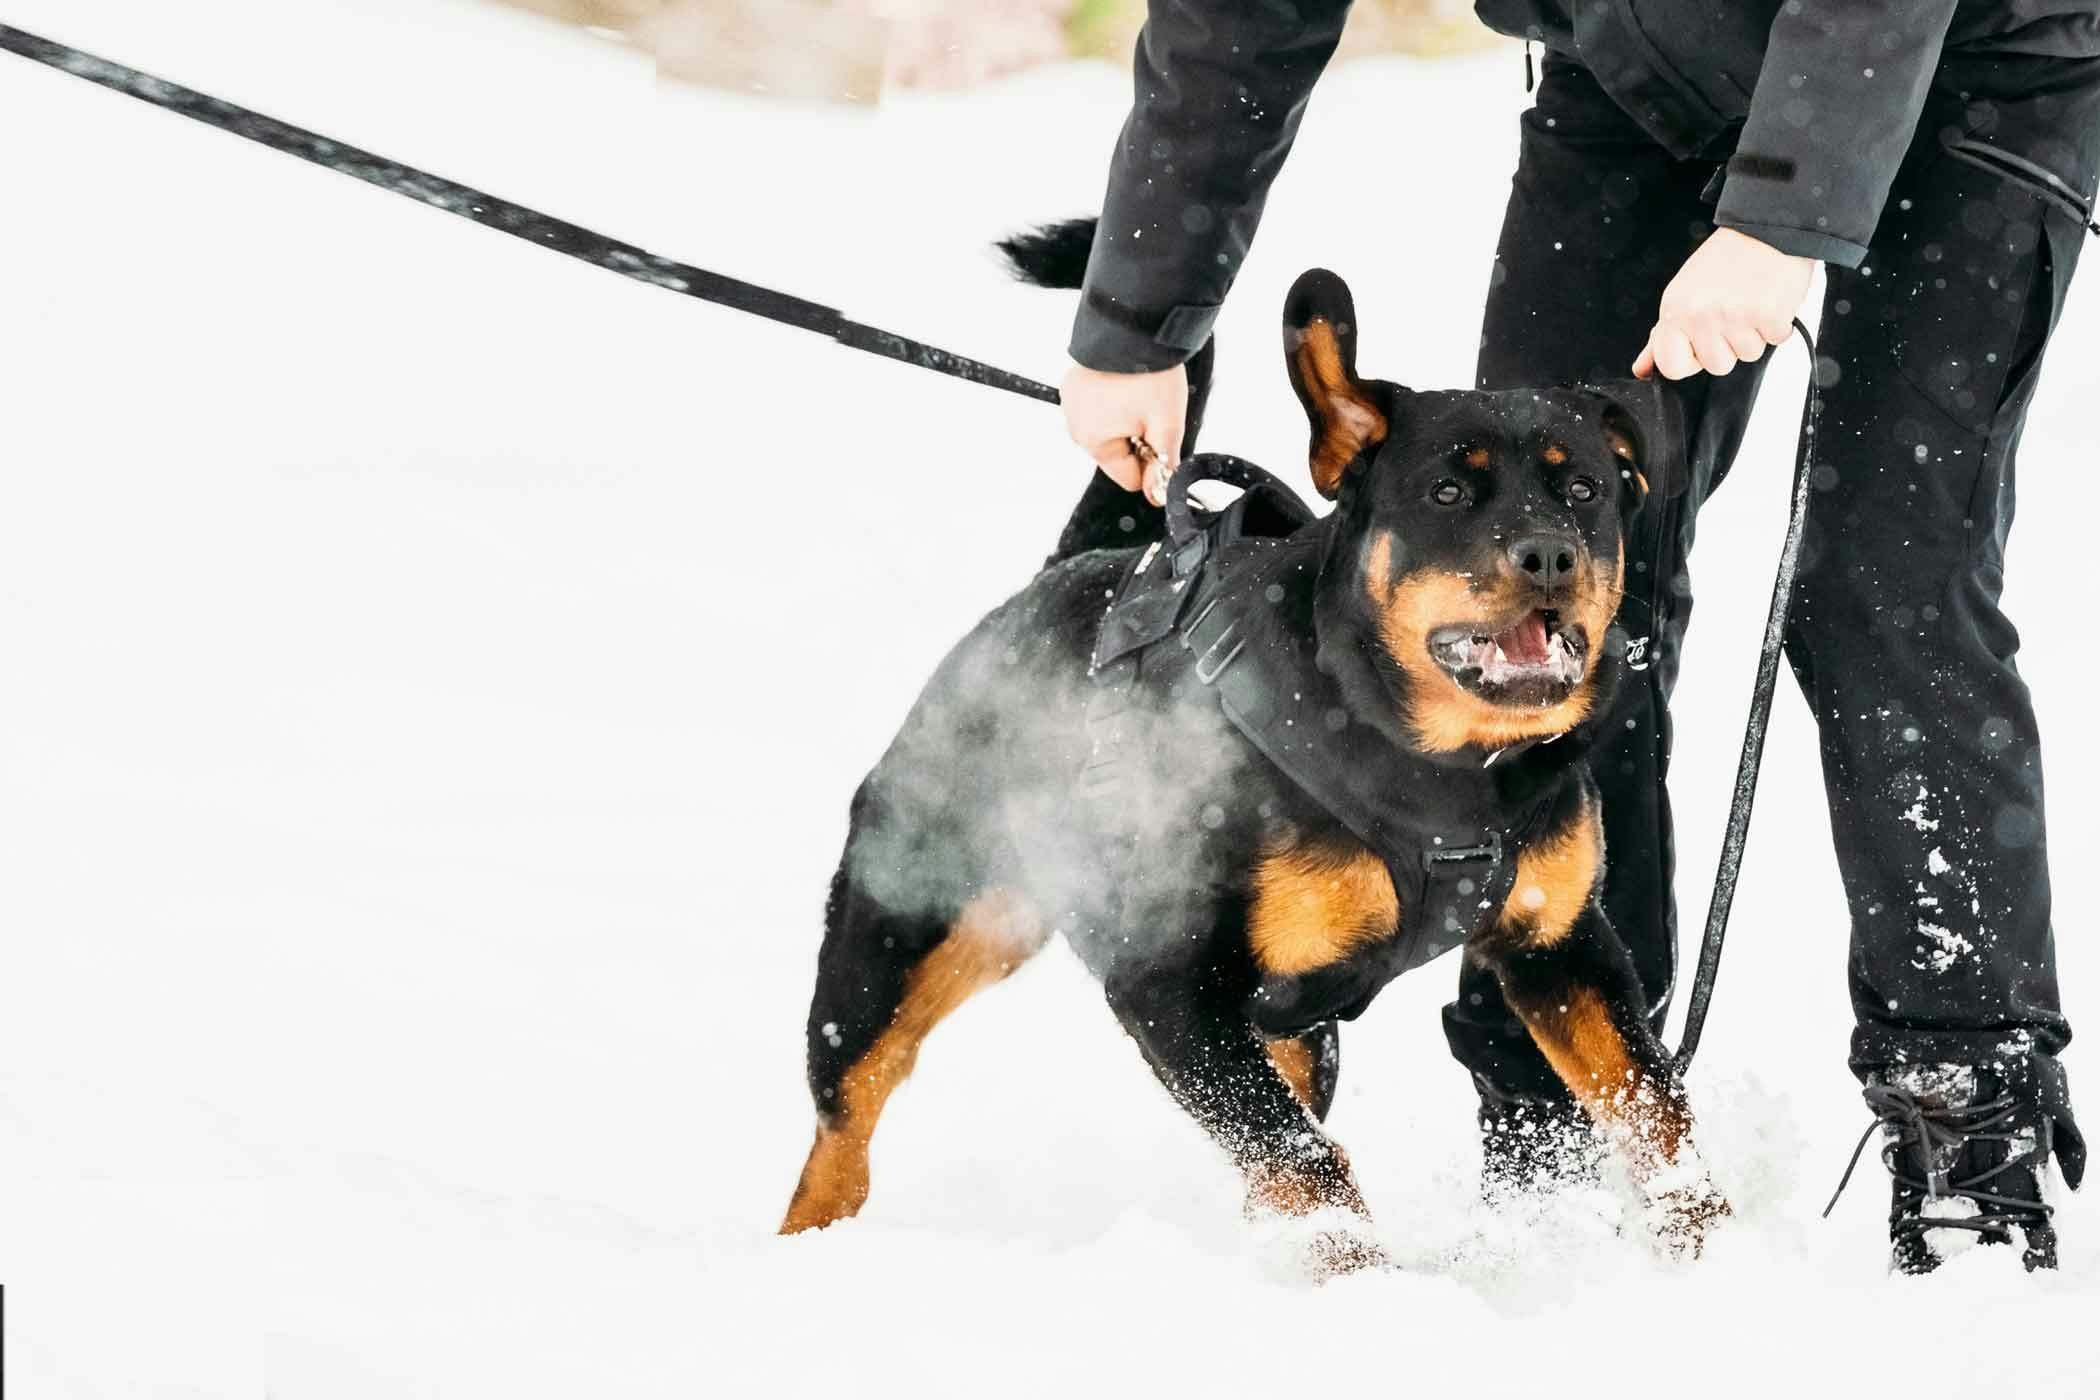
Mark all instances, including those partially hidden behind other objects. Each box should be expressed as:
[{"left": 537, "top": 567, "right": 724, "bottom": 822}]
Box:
[{"left": 3, "top": 1, "right": 2098, "bottom": 1394}]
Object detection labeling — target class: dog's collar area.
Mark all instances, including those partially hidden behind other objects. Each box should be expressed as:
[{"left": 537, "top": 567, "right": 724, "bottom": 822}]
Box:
[{"left": 1483, "top": 730, "right": 1565, "bottom": 768}]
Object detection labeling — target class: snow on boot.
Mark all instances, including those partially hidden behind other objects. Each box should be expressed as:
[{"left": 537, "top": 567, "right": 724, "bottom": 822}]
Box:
[{"left": 1825, "top": 1064, "right": 2058, "bottom": 1274}]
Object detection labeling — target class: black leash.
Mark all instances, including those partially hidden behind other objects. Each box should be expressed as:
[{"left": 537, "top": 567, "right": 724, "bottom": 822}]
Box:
[
  {"left": 0, "top": 24, "right": 1060, "bottom": 407},
  {"left": 8, "top": 22, "right": 1809, "bottom": 1071},
  {"left": 1671, "top": 319, "right": 1820, "bottom": 1072}
]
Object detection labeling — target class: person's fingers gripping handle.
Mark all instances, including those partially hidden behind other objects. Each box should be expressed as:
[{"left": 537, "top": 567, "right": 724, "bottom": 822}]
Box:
[{"left": 1061, "top": 362, "right": 1188, "bottom": 503}]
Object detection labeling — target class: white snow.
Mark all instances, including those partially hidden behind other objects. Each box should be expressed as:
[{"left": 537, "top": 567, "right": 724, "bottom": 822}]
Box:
[
  {"left": 1902, "top": 784, "right": 1940, "bottom": 832},
  {"left": 3, "top": 0, "right": 2100, "bottom": 1395},
  {"left": 1914, "top": 920, "right": 1977, "bottom": 975}
]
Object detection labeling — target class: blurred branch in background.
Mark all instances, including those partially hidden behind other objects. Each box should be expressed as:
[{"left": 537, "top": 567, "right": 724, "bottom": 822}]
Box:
[{"left": 484, "top": 0, "right": 1493, "bottom": 102}]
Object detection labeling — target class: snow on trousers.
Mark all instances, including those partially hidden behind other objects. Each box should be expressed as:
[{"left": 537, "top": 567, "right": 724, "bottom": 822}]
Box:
[{"left": 1444, "top": 53, "right": 2100, "bottom": 1149}]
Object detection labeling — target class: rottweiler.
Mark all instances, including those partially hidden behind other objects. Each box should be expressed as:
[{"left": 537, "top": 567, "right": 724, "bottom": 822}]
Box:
[{"left": 778, "top": 219, "right": 1725, "bottom": 1267}]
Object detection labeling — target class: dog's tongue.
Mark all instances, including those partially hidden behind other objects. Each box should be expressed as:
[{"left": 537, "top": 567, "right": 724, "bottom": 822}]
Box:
[{"left": 1493, "top": 612, "right": 1550, "bottom": 665}]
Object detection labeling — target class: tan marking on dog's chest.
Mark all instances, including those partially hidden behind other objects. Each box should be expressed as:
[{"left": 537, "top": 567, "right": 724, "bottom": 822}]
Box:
[
  {"left": 1497, "top": 798, "right": 1604, "bottom": 947},
  {"left": 1248, "top": 834, "right": 1400, "bottom": 977}
]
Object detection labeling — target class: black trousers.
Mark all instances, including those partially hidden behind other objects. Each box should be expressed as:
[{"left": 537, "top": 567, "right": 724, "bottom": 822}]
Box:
[{"left": 1444, "top": 55, "right": 2100, "bottom": 1149}]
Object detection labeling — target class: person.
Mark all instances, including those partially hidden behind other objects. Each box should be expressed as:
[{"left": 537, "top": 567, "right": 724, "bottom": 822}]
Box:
[{"left": 1059, "top": 0, "right": 2099, "bottom": 1272}]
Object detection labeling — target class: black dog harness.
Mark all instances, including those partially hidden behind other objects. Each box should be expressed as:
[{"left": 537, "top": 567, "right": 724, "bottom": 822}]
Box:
[{"left": 1079, "top": 456, "right": 1573, "bottom": 1030}]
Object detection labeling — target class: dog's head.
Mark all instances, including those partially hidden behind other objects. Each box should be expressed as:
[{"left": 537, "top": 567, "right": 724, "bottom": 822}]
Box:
[{"left": 1284, "top": 269, "right": 1682, "bottom": 755}]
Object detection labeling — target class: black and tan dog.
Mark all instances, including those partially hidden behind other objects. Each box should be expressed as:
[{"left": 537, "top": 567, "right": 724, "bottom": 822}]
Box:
[{"left": 780, "top": 224, "right": 1724, "bottom": 1262}]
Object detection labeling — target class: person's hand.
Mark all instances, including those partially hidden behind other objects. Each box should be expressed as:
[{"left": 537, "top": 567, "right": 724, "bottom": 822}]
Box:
[
  {"left": 1061, "top": 361, "right": 1188, "bottom": 505},
  {"left": 1633, "top": 228, "right": 1815, "bottom": 380}
]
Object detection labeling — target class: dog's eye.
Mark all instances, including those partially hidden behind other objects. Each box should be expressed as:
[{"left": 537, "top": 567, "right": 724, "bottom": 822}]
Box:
[
  {"left": 1565, "top": 476, "right": 1600, "bottom": 505},
  {"left": 1430, "top": 479, "right": 1467, "bottom": 507}
]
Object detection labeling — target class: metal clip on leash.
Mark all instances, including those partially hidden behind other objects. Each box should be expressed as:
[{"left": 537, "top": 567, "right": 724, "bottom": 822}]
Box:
[{"left": 1670, "top": 317, "right": 1820, "bottom": 1072}]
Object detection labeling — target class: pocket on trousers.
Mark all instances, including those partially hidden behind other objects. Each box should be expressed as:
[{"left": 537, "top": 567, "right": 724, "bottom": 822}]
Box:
[{"left": 1877, "top": 138, "right": 2071, "bottom": 436}]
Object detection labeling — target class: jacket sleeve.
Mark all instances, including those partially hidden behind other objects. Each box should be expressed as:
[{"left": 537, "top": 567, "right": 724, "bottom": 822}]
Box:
[
  {"left": 1070, "top": 0, "right": 1354, "bottom": 372},
  {"left": 1713, "top": 0, "right": 1960, "bottom": 267}
]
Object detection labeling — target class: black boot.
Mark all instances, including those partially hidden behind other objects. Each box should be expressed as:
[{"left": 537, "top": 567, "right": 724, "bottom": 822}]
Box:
[
  {"left": 1826, "top": 1065, "right": 2058, "bottom": 1274},
  {"left": 1475, "top": 1075, "right": 1601, "bottom": 1197}
]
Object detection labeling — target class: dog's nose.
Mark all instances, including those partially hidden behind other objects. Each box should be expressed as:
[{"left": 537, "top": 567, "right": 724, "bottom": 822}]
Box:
[{"left": 1509, "top": 534, "right": 1579, "bottom": 589}]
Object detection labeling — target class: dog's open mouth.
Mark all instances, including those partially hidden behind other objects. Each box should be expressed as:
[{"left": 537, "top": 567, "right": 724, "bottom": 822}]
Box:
[{"left": 1428, "top": 610, "right": 1587, "bottom": 703}]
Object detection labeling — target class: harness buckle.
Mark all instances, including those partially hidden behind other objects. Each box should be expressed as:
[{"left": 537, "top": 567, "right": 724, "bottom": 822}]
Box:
[
  {"left": 1193, "top": 625, "right": 1246, "bottom": 685},
  {"left": 1423, "top": 832, "right": 1503, "bottom": 873},
  {"left": 1181, "top": 595, "right": 1248, "bottom": 685}
]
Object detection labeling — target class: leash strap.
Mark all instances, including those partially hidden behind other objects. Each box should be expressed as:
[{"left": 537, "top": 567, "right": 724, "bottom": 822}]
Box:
[
  {"left": 6, "top": 21, "right": 1812, "bottom": 1071},
  {"left": 0, "top": 23, "right": 1061, "bottom": 407},
  {"left": 1671, "top": 319, "right": 1821, "bottom": 1072}
]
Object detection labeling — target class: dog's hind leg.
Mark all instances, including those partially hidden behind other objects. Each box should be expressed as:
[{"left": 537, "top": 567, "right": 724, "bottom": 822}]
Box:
[
  {"left": 780, "top": 855, "right": 1046, "bottom": 1235},
  {"left": 1266, "top": 1021, "right": 1340, "bottom": 1122}
]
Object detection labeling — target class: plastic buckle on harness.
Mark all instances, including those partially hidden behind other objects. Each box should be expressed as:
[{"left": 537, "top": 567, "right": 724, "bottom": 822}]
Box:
[{"left": 1423, "top": 833, "right": 1503, "bottom": 873}]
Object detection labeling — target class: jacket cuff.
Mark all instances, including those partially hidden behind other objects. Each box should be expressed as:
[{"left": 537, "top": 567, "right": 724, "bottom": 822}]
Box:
[
  {"left": 1069, "top": 292, "right": 1217, "bottom": 374},
  {"left": 1709, "top": 213, "right": 1869, "bottom": 269}
]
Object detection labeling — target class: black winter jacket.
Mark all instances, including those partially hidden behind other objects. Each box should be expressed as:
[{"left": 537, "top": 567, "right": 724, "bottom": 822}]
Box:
[{"left": 1072, "top": 0, "right": 2100, "bottom": 372}]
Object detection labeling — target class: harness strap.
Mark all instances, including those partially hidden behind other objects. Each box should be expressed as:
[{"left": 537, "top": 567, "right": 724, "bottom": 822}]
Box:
[{"left": 1094, "top": 479, "right": 1538, "bottom": 989}]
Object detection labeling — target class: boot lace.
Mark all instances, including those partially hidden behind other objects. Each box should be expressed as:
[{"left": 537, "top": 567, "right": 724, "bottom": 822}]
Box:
[{"left": 1823, "top": 1084, "right": 2051, "bottom": 1243}]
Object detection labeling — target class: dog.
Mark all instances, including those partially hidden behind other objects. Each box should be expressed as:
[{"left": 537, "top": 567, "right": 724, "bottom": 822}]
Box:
[{"left": 778, "top": 219, "right": 1725, "bottom": 1266}]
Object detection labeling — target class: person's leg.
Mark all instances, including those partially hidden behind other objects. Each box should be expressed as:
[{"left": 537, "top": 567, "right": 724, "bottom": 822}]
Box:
[
  {"left": 1450, "top": 57, "right": 1766, "bottom": 1118},
  {"left": 1785, "top": 65, "right": 2098, "bottom": 1237}
]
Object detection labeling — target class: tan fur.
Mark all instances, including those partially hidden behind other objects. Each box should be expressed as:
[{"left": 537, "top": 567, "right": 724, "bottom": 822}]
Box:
[
  {"left": 1497, "top": 797, "right": 1604, "bottom": 948},
  {"left": 1542, "top": 444, "right": 1568, "bottom": 466},
  {"left": 1244, "top": 1158, "right": 1368, "bottom": 1218},
  {"left": 1292, "top": 319, "right": 1387, "bottom": 496},
  {"left": 1362, "top": 534, "right": 1624, "bottom": 754},
  {"left": 780, "top": 891, "right": 1043, "bottom": 1234},
  {"left": 1247, "top": 833, "right": 1399, "bottom": 977},
  {"left": 1464, "top": 446, "right": 1491, "bottom": 469},
  {"left": 1503, "top": 983, "right": 1691, "bottom": 1164},
  {"left": 1602, "top": 426, "right": 1650, "bottom": 498},
  {"left": 1267, "top": 1036, "right": 1319, "bottom": 1109},
  {"left": 1518, "top": 986, "right": 1637, "bottom": 1110}
]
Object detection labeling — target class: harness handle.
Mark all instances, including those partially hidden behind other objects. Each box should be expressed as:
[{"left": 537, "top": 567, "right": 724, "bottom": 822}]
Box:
[{"left": 1163, "top": 453, "right": 1313, "bottom": 555}]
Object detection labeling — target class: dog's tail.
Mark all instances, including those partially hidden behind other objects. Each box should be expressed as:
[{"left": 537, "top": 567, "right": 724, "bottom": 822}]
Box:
[
  {"left": 998, "top": 216, "right": 1216, "bottom": 565},
  {"left": 997, "top": 217, "right": 1099, "bottom": 293}
]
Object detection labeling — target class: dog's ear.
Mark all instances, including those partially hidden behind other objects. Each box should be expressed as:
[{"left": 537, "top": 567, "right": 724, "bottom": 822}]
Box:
[
  {"left": 1283, "top": 269, "right": 1389, "bottom": 499},
  {"left": 1584, "top": 377, "right": 1689, "bottom": 505}
]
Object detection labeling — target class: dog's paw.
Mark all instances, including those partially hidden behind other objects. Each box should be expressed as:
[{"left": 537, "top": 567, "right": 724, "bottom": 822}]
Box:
[
  {"left": 1646, "top": 1177, "right": 1732, "bottom": 1260},
  {"left": 1251, "top": 1204, "right": 1390, "bottom": 1282},
  {"left": 1301, "top": 1225, "right": 1391, "bottom": 1279},
  {"left": 1241, "top": 1147, "right": 1368, "bottom": 1220}
]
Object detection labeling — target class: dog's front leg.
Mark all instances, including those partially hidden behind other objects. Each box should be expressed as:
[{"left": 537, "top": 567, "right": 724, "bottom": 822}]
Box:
[
  {"left": 1477, "top": 899, "right": 1729, "bottom": 1252},
  {"left": 1102, "top": 965, "right": 1379, "bottom": 1273}
]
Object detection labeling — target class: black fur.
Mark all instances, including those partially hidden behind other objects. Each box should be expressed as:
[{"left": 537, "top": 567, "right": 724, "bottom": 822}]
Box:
[
  {"left": 782, "top": 234, "right": 1719, "bottom": 1253},
  {"left": 995, "top": 217, "right": 1099, "bottom": 291}
]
